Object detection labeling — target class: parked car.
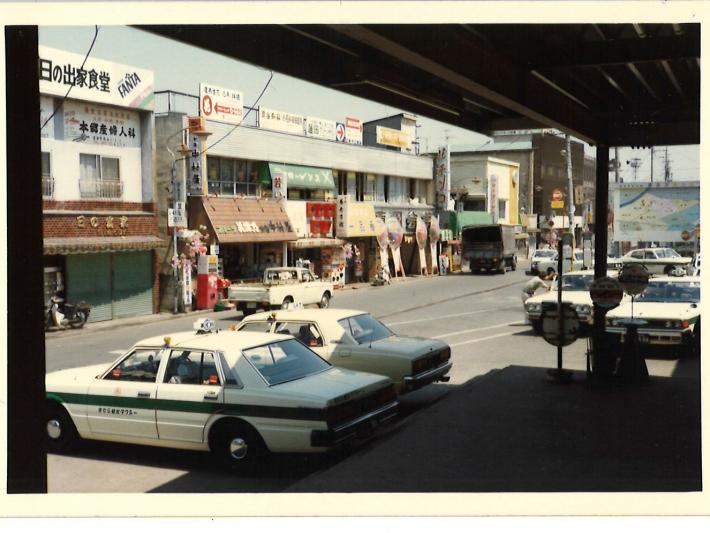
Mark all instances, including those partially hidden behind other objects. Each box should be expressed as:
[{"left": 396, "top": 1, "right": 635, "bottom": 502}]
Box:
[
  {"left": 529, "top": 249, "right": 557, "bottom": 274},
  {"left": 619, "top": 247, "right": 691, "bottom": 276},
  {"left": 525, "top": 270, "right": 622, "bottom": 334},
  {"left": 605, "top": 276, "right": 701, "bottom": 356},
  {"left": 534, "top": 250, "right": 620, "bottom": 274},
  {"left": 228, "top": 267, "right": 334, "bottom": 316},
  {"left": 45, "top": 320, "right": 398, "bottom": 470},
  {"left": 238, "top": 308, "right": 452, "bottom": 394}
]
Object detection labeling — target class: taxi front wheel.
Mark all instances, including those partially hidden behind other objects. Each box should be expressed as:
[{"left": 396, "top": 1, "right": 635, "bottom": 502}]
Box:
[
  {"left": 211, "top": 421, "right": 266, "bottom": 472},
  {"left": 46, "top": 402, "right": 80, "bottom": 453}
]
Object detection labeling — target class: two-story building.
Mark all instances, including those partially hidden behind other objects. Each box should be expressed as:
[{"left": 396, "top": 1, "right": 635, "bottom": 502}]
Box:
[
  {"left": 155, "top": 95, "right": 435, "bottom": 309},
  {"left": 41, "top": 47, "right": 160, "bottom": 322}
]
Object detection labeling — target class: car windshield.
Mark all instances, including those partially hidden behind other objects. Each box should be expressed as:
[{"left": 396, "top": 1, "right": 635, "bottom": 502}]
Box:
[
  {"left": 558, "top": 274, "right": 594, "bottom": 291},
  {"left": 241, "top": 339, "right": 330, "bottom": 386},
  {"left": 534, "top": 250, "right": 556, "bottom": 259},
  {"left": 338, "top": 313, "right": 393, "bottom": 344},
  {"left": 636, "top": 281, "right": 700, "bottom": 303}
]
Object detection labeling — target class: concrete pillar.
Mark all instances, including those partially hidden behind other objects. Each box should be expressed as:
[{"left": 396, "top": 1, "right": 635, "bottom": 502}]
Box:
[{"left": 591, "top": 143, "right": 614, "bottom": 380}]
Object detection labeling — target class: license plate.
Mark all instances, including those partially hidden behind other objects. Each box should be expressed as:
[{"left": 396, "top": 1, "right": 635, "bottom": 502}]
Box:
[{"left": 247, "top": 302, "right": 257, "bottom": 308}]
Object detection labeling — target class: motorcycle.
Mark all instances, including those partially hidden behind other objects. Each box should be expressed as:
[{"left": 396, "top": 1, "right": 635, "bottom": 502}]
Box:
[
  {"left": 45, "top": 296, "right": 91, "bottom": 330},
  {"left": 371, "top": 265, "right": 392, "bottom": 286}
]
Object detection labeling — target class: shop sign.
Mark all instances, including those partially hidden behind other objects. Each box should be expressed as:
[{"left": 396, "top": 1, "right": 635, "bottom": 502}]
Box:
[
  {"left": 385, "top": 217, "right": 404, "bottom": 249},
  {"left": 39, "top": 46, "right": 154, "bottom": 110},
  {"left": 76, "top": 215, "right": 128, "bottom": 236},
  {"left": 336, "top": 197, "right": 377, "bottom": 237},
  {"left": 63, "top": 100, "right": 141, "bottom": 148},
  {"left": 434, "top": 146, "right": 451, "bottom": 212},
  {"left": 268, "top": 163, "right": 335, "bottom": 190},
  {"left": 489, "top": 174, "right": 498, "bottom": 221},
  {"left": 345, "top": 116, "right": 362, "bottom": 145},
  {"left": 335, "top": 122, "right": 346, "bottom": 142},
  {"left": 304, "top": 116, "right": 337, "bottom": 141},
  {"left": 415, "top": 216, "right": 427, "bottom": 249},
  {"left": 215, "top": 220, "right": 293, "bottom": 235},
  {"left": 376, "top": 125, "right": 412, "bottom": 150},
  {"left": 200, "top": 83, "right": 243, "bottom": 125},
  {"left": 259, "top": 106, "right": 305, "bottom": 135}
]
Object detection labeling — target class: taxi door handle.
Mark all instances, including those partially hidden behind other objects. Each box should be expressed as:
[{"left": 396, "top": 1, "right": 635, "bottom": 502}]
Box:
[
  {"left": 204, "top": 391, "right": 219, "bottom": 400},
  {"left": 137, "top": 391, "right": 151, "bottom": 398}
]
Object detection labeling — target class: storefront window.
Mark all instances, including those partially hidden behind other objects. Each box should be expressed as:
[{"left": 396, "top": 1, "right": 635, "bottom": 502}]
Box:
[
  {"left": 207, "top": 156, "right": 259, "bottom": 196},
  {"left": 79, "top": 154, "right": 122, "bottom": 198},
  {"left": 375, "top": 175, "right": 386, "bottom": 202}
]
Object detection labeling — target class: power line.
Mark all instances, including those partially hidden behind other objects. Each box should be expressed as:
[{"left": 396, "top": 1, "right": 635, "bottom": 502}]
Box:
[{"left": 40, "top": 25, "right": 99, "bottom": 131}]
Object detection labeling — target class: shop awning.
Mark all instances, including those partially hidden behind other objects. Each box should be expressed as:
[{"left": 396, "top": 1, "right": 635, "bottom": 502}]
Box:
[
  {"left": 44, "top": 236, "right": 163, "bottom": 255},
  {"left": 269, "top": 162, "right": 335, "bottom": 190},
  {"left": 202, "top": 197, "right": 298, "bottom": 244},
  {"left": 289, "top": 237, "right": 344, "bottom": 249}
]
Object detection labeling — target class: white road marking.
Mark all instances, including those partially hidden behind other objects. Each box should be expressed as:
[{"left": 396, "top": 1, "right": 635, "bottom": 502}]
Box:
[
  {"left": 386, "top": 307, "right": 505, "bottom": 326},
  {"left": 450, "top": 331, "right": 517, "bottom": 347},
  {"left": 432, "top": 322, "right": 521, "bottom": 339},
  {"left": 108, "top": 350, "right": 125, "bottom": 355}
]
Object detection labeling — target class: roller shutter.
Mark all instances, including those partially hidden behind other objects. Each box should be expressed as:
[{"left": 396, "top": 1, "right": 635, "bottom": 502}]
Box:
[
  {"left": 112, "top": 251, "right": 153, "bottom": 319},
  {"left": 66, "top": 253, "right": 112, "bottom": 322}
]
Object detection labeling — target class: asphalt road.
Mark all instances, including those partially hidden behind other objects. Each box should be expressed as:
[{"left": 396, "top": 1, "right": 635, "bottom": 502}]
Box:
[{"left": 45, "top": 264, "right": 696, "bottom": 493}]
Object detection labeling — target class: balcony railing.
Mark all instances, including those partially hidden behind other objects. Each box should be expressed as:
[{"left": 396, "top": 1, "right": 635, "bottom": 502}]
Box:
[
  {"left": 79, "top": 178, "right": 123, "bottom": 199},
  {"left": 42, "top": 176, "right": 54, "bottom": 198}
]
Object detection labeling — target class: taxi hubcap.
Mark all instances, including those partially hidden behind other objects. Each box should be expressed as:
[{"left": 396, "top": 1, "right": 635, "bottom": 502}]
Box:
[
  {"left": 229, "top": 438, "right": 248, "bottom": 460},
  {"left": 47, "top": 419, "right": 62, "bottom": 440}
]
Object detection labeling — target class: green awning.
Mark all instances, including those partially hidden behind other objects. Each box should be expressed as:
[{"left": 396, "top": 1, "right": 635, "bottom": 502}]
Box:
[{"left": 268, "top": 162, "right": 335, "bottom": 190}]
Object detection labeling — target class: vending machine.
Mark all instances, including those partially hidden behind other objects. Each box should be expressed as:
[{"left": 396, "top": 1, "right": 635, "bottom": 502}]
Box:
[{"left": 196, "top": 255, "right": 219, "bottom": 309}]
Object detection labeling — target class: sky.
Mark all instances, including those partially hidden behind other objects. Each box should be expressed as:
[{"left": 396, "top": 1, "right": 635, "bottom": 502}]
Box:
[{"left": 39, "top": 25, "right": 699, "bottom": 182}]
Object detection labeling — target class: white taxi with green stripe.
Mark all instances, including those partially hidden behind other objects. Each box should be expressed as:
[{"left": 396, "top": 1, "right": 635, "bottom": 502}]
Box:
[
  {"left": 605, "top": 276, "right": 701, "bottom": 356},
  {"left": 46, "top": 322, "right": 398, "bottom": 470}
]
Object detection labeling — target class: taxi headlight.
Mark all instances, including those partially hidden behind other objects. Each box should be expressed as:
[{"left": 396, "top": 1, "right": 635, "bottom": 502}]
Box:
[
  {"left": 574, "top": 304, "right": 591, "bottom": 315},
  {"left": 526, "top": 302, "right": 541, "bottom": 312}
]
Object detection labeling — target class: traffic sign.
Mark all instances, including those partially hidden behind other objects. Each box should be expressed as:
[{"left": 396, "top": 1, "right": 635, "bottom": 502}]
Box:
[
  {"left": 168, "top": 207, "right": 187, "bottom": 227},
  {"left": 541, "top": 306, "right": 580, "bottom": 347},
  {"left": 590, "top": 276, "right": 624, "bottom": 309},
  {"left": 618, "top": 263, "right": 650, "bottom": 296},
  {"left": 335, "top": 122, "right": 346, "bottom": 142},
  {"left": 551, "top": 200, "right": 564, "bottom": 209}
]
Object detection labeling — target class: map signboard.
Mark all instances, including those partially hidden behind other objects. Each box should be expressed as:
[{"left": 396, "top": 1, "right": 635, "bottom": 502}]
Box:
[{"left": 612, "top": 183, "right": 699, "bottom": 243}]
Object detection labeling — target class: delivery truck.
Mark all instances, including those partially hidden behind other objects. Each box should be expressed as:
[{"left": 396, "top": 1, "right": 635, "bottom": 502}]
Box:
[{"left": 462, "top": 223, "right": 517, "bottom": 274}]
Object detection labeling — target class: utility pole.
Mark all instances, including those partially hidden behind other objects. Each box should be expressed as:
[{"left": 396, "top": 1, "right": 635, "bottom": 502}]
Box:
[
  {"left": 614, "top": 147, "right": 620, "bottom": 183},
  {"left": 629, "top": 158, "right": 642, "bottom": 181},
  {"left": 650, "top": 147, "right": 654, "bottom": 182},
  {"left": 565, "top": 134, "right": 575, "bottom": 244},
  {"left": 664, "top": 146, "right": 672, "bottom": 182}
]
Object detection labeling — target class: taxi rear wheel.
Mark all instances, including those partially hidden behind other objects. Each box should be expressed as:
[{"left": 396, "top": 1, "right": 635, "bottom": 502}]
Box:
[
  {"left": 211, "top": 421, "right": 266, "bottom": 472},
  {"left": 318, "top": 293, "right": 331, "bottom": 308},
  {"left": 46, "top": 403, "right": 79, "bottom": 453}
]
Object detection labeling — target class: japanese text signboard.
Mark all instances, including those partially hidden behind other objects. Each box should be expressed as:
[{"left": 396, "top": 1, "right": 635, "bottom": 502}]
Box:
[
  {"left": 304, "top": 116, "right": 337, "bottom": 141},
  {"left": 259, "top": 106, "right": 305, "bottom": 135},
  {"left": 39, "top": 46, "right": 154, "bottom": 110},
  {"left": 345, "top": 116, "right": 363, "bottom": 145},
  {"left": 199, "top": 83, "right": 244, "bottom": 125},
  {"left": 63, "top": 100, "right": 141, "bottom": 148}
]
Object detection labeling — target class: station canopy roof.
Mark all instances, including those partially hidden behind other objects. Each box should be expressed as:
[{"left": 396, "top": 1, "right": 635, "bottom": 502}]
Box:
[{"left": 140, "top": 23, "right": 700, "bottom": 147}]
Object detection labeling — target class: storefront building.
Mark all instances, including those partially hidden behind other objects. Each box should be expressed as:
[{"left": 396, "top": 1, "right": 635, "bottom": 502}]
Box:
[
  {"left": 41, "top": 47, "right": 159, "bottom": 321},
  {"left": 154, "top": 96, "right": 434, "bottom": 299}
]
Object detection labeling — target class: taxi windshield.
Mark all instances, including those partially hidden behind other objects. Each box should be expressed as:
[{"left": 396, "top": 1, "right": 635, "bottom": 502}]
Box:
[
  {"left": 534, "top": 250, "right": 556, "bottom": 258},
  {"left": 241, "top": 339, "right": 330, "bottom": 386},
  {"left": 636, "top": 281, "right": 700, "bottom": 303},
  {"left": 338, "top": 313, "right": 393, "bottom": 344},
  {"left": 558, "top": 274, "right": 594, "bottom": 291}
]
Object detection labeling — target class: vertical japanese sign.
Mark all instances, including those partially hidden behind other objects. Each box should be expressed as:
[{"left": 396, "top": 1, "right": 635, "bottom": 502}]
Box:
[
  {"left": 199, "top": 83, "right": 244, "bottom": 125},
  {"left": 489, "top": 174, "right": 498, "bottom": 222},
  {"left": 434, "top": 146, "right": 451, "bottom": 212},
  {"left": 38, "top": 46, "right": 154, "bottom": 110}
]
